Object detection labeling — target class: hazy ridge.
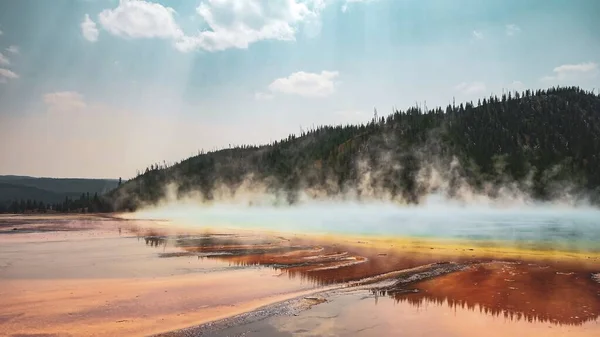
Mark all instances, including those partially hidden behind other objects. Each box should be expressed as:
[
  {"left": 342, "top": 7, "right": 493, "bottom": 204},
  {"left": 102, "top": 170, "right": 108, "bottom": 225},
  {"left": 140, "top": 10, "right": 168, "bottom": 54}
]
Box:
[{"left": 0, "top": 176, "right": 119, "bottom": 205}]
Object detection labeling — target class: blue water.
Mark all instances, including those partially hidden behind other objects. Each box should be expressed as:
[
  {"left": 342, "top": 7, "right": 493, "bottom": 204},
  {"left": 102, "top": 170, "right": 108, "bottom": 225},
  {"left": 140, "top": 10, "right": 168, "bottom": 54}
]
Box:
[{"left": 137, "top": 197, "right": 600, "bottom": 253}]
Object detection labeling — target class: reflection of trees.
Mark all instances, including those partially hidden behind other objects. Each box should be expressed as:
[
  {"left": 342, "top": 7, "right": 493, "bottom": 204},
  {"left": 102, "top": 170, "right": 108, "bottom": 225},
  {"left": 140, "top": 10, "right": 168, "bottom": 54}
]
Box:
[
  {"left": 141, "top": 234, "right": 380, "bottom": 286},
  {"left": 384, "top": 292, "right": 599, "bottom": 326},
  {"left": 144, "top": 236, "right": 167, "bottom": 247},
  {"left": 142, "top": 235, "right": 460, "bottom": 287},
  {"left": 376, "top": 263, "right": 600, "bottom": 327}
]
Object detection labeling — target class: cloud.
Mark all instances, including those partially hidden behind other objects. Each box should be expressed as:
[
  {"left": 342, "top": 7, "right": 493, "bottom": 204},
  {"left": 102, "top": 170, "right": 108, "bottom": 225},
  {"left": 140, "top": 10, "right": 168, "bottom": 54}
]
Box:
[
  {"left": 254, "top": 92, "right": 274, "bottom": 101},
  {"left": 6, "top": 45, "right": 19, "bottom": 54},
  {"left": 506, "top": 24, "right": 521, "bottom": 36},
  {"left": 177, "top": 0, "right": 324, "bottom": 52},
  {"left": 264, "top": 70, "right": 340, "bottom": 98},
  {"left": 334, "top": 110, "right": 363, "bottom": 116},
  {"left": 0, "top": 52, "right": 9, "bottom": 66},
  {"left": 0, "top": 30, "right": 3, "bottom": 36},
  {"left": 454, "top": 81, "right": 486, "bottom": 95},
  {"left": 333, "top": 109, "right": 368, "bottom": 124},
  {"left": 540, "top": 62, "right": 598, "bottom": 82},
  {"left": 43, "top": 91, "right": 88, "bottom": 111},
  {"left": 554, "top": 62, "right": 598, "bottom": 74},
  {"left": 341, "top": 0, "right": 377, "bottom": 12},
  {"left": 81, "top": 14, "right": 100, "bottom": 42},
  {"left": 96, "top": 0, "right": 327, "bottom": 52},
  {"left": 472, "top": 30, "right": 484, "bottom": 40},
  {"left": 0, "top": 68, "right": 19, "bottom": 81},
  {"left": 509, "top": 80, "right": 524, "bottom": 91},
  {"left": 98, "top": 0, "right": 182, "bottom": 39}
]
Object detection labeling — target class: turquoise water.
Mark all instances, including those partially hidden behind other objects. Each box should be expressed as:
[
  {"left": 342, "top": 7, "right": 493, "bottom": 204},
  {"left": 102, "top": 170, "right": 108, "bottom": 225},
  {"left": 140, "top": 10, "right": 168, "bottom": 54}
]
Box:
[{"left": 137, "top": 197, "right": 600, "bottom": 253}]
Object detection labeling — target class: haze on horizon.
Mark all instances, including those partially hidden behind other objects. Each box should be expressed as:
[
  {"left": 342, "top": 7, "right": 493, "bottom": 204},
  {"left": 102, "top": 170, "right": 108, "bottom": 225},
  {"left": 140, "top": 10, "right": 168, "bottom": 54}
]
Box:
[{"left": 0, "top": 0, "right": 599, "bottom": 179}]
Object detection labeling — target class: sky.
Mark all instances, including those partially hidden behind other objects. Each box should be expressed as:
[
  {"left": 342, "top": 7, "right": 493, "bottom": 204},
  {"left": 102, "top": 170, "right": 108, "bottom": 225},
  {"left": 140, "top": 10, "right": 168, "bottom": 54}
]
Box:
[{"left": 0, "top": 0, "right": 599, "bottom": 179}]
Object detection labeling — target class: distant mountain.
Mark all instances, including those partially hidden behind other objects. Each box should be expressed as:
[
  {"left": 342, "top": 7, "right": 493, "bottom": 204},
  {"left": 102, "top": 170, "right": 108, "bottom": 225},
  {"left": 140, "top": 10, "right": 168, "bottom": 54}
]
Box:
[
  {"left": 110, "top": 86, "right": 600, "bottom": 211},
  {"left": 0, "top": 175, "right": 34, "bottom": 180},
  {"left": 0, "top": 182, "right": 78, "bottom": 204},
  {"left": 0, "top": 176, "right": 119, "bottom": 204}
]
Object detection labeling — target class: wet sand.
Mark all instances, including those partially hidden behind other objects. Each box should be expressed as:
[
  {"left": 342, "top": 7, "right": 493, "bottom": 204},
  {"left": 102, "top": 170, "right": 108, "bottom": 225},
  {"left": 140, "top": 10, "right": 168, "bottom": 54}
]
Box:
[
  {"left": 0, "top": 215, "right": 321, "bottom": 337},
  {"left": 1, "top": 214, "right": 599, "bottom": 336}
]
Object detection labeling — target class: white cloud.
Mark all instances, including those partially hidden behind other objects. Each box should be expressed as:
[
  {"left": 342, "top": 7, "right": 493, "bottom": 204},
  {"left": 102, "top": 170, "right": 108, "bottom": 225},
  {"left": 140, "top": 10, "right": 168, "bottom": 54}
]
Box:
[
  {"left": 0, "top": 68, "right": 19, "bottom": 80},
  {"left": 472, "top": 30, "right": 484, "bottom": 40},
  {"left": 177, "top": 0, "right": 323, "bottom": 52},
  {"left": 6, "top": 45, "right": 19, "bottom": 54},
  {"left": 96, "top": 0, "right": 328, "bottom": 52},
  {"left": 333, "top": 109, "right": 367, "bottom": 124},
  {"left": 540, "top": 62, "right": 598, "bottom": 82},
  {"left": 265, "top": 70, "right": 340, "bottom": 98},
  {"left": 43, "top": 91, "right": 87, "bottom": 111},
  {"left": 254, "top": 92, "right": 274, "bottom": 100},
  {"left": 98, "top": 0, "right": 183, "bottom": 39},
  {"left": 455, "top": 81, "right": 486, "bottom": 95},
  {"left": 0, "top": 30, "right": 3, "bottom": 36},
  {"left": 334, "top": 110, "right": 364, "bottom": 120},
  {"left": 0, "top": 52, "right": 9, "bottom": 66},
  {"left": 334, "top": 110, "right": 363, "bottom": 116},
  {"left": 506, "top": 24, "right": 521, "bottom": 36},
  {"left": 554, "top": 62, "right": 597, "bottom": 74},
  {"left": 509, "top": 80, "right": 524, "bottom": 91},
  {"left": 81, "top": 14, "right": 100, "bottom": 42},
  {"left": 341, "top": 0, "right": 376, "bottom": 12}
]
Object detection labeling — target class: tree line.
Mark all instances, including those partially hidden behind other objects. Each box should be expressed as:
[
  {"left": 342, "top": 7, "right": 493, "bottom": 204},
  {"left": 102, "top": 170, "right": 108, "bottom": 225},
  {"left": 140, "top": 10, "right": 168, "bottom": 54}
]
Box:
[
  {"left": 102, "top": 86, "right": 600, "bottom": 209},
  {"left": 0, "top": 192, "right": 113, "bottom": 214}
]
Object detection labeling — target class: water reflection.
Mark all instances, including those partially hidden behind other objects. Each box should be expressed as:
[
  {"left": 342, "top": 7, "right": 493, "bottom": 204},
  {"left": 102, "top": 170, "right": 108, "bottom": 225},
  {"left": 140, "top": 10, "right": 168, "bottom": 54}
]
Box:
[
  {"left": 377, "top": 262, "right": 600, "bottom": 326},
  {"left": 144, "top": 235, "right": 167, "bottom": 247},
  {"left": 140, "top": 233, "right": 600, "bottom": 327}
]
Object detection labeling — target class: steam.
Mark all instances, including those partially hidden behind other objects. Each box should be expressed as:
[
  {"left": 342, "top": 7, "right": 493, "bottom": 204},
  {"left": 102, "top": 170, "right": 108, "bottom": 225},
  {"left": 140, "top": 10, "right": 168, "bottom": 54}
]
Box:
[
  {"left": 112, "top": 119, "right": 600, "bottom": 255},
  {"left": 126, "top": 189, "right": 600, "bottom": 253},
  {"left": 115, "top": 141, "right": 594, "bottom": 212}
]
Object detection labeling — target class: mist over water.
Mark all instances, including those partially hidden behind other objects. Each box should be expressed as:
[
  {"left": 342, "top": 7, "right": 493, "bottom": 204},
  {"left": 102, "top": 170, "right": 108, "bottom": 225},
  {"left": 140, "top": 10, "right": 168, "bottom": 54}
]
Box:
[{"left": 131, "top": 193, "right": 600, "bottom": 253}]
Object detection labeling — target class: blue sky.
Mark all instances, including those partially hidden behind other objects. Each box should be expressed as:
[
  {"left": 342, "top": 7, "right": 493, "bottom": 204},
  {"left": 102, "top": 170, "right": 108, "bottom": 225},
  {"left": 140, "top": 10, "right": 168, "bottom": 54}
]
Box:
[{"left": 0, "top": 0, "right": 599, "bottom": 178}]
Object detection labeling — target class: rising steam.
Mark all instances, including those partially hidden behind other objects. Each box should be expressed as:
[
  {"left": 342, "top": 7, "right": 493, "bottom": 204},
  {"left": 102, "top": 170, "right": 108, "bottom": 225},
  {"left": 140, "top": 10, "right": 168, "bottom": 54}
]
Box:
[{"left": 113, "top": 110, "right": 600, "bottom": 255}]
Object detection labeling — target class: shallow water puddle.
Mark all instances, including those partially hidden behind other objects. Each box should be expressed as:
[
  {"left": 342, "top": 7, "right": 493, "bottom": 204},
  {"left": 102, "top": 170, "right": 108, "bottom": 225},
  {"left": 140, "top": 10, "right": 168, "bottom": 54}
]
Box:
[{"left": 265, "top": 291, "right": 600, "bottom": 337}]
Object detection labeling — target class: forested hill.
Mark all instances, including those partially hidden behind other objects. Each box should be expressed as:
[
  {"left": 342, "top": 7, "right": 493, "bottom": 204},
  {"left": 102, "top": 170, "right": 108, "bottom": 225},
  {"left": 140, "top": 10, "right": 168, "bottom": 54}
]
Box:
[
  {"left": 0, "top": 176, "right": 119, "bottom": 196},
  {"left": 110, "top": 86, "right": 600, "bottom": 211}
]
